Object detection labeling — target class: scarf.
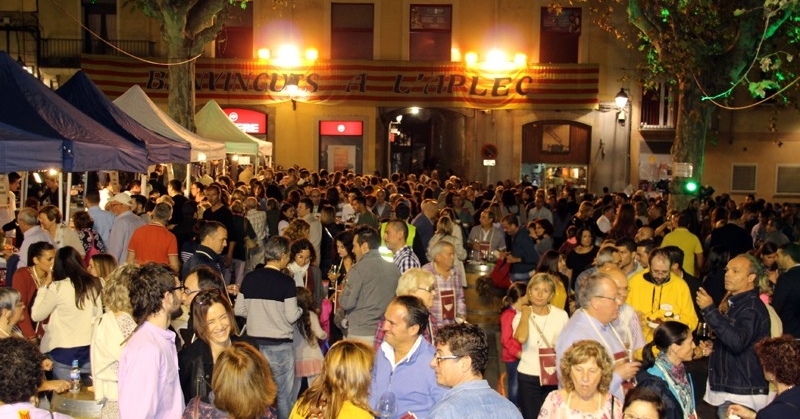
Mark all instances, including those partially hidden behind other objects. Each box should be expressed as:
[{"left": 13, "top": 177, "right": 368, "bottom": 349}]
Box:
[
  {"left": 655, "top": 351, "right": 696, "bottom": 418},
  {"left": 287, "top": 261, "right": 310, "bottom": 288}
]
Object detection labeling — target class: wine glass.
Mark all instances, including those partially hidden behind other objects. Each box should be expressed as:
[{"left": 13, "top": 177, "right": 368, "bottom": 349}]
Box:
[
  {"left": 697, "top": 322, "right": 713, "bottom": 341},
  {"left": 377, "top": 391, "right": 397, "bottom": 418}
]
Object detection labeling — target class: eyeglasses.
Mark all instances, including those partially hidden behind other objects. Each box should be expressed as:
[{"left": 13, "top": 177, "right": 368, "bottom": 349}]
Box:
[
  {"left": 183, "top": 288, "right": 201, "bottom": 296},
  {"left": 623, "top": 414, "right": 656, "bottom": 419},
  {"left": 434, "top": 355, "right": 462, "bottom": 365},
  {"left": 170, "top": 285, "right": 185, "bottom": 293},
  {"left": 594, "top": 295, "right": 623, "bottom": 304},
  {"left": 417, "top": 285, "right": 437, "bottom": 293}
]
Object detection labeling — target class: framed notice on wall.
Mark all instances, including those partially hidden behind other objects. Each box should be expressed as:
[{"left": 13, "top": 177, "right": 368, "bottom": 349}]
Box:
[{"left": 327, "top": 145, "right": 356, "bottom": 172}]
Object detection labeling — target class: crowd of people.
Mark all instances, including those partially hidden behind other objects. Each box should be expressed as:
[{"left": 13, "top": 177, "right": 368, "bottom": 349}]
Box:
[{"left": 1, "top": 166, "right": 799, "bottom": 419}]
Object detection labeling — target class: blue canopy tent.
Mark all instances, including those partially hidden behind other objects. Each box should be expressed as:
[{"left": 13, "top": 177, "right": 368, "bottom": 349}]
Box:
[
  {"left": 56, "top": 71, "right": 191, "bottom": 165},
  {"left": 0, "top": 122, "right": 64, "bottom": 171},
  {"left": 0, "top": 52, "right": 149, "bottom": 173}
]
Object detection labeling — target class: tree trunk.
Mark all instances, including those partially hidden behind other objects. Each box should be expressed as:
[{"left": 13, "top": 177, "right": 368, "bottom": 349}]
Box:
[
  {"left": 163, "top": 11, "right": 196, "bottom": 132},
  {"left": 669, "top": 75, "right": 713, "bottom": 211}
]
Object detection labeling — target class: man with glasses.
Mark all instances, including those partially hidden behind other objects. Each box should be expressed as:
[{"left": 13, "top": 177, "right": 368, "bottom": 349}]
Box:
[
  {"left": 428, "top": 323, "right": 522, "bottom": 419},
  {"left": 119, "top": 263, "right": 185, "bottom": 418},
  {"left": 369, "top": 295, "right": 445, "bottom": 419},
  {"left": 627, "top": 248, "right": 698, "bottom": 345},
  {"left": 556, "top": 272, "right": 641, "bottom": 401}
]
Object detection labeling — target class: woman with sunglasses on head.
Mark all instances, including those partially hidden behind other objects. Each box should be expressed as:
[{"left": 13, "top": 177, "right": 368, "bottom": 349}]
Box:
[{"left": 178, "top": 289, "right": 257, "bottom": 402}]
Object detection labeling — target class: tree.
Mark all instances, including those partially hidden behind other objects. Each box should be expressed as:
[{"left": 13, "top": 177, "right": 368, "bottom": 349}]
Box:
[
  {"left": 135, "top": 0, "right": 237, "bottom": 131},
  {"left": 564, "top": 0, "right": 798, "bottom": 209}
]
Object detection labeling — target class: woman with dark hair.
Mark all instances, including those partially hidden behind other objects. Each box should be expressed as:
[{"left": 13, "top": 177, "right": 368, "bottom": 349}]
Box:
[
  {"left": 634, "top": 321, "right": 697, "bottom": 419},
  {"left": 327, "top": 230, "right": 356, "bottom": 343},
  {"left": 31, "top": 246, "right": 103, "bottom": 380},
  {"left": 608, "top": 203, "right": 638, "bottom": 242},
  {"left": 71, "top": 210, "right": 106, "bottom": 265},
  {"left": 12, "top": 241, "right": 56, "bottom": 339},
  {"left": 500, "top": 282, "right": 526, "bottom": 407},
  {"left": 0, "top": 337, "right": 73, "bottom": 418},
  {"left": 178, "top": 289, "right": 255, "bottom": 402},
  {"left": 528, "top": 218, "right": 555, "bottom": 256},
  {"left": 182, "top": 341, "right": 278, "bottom": 419},
  {"left": 727, "top": 335, "right": 800, "bottom": 419},
  {"left": 565, "top": 227, "right": 599, "bottom": 290},
  {"left": 287, "top": 239, "right": 323, "bottom": 306},
  {"left": 319, "top": 204, "right": 345, "bottom": 276},
  {"left": 533, "top": 250, "right": 569, "bottom": 311},
  {"left": 623, "top": 387, "right": 667, "bottom": 419},
  {"left": 278, "top": 202, "right": 297, "bottom": 237},
  {"left": 701, "top": 245, "right": 731, "bottom": 306},
  {"left": 291, "top": 287, "right": 327, "bottom": 399},
  {"left": 755, "top": 241, "right": 781, "bottom": 300}
]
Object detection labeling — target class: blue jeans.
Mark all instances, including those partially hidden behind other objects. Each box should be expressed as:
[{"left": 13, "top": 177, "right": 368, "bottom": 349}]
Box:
[
  {"left": 51, "top": 359, "right": 91, "bottom": 382},
  {"left": 511, "top": 272, "right": 531, "bottom": 282},
  {"left": 259, "top": 342, "right": 295, "bottom": 419},
  {"left": 504, "top": 360, "right": 520, "bottom": 407}
]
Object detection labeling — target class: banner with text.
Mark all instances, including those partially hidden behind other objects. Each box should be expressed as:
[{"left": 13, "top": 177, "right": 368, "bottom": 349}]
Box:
[{"left": 81, "top": 55, "right": 599, "bottom": 110}]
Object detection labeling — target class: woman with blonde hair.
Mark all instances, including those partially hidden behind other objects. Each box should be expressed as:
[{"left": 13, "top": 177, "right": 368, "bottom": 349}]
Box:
[
  {"left": 87, "top": 253, "right": 118, "bottom": 282},
  {"left": 91, "top": 264, "right": 137, "bottom": 419},
  {"left": 372, "top": 268, "right": 438, "bottom": 350},
  {"left": 182, "top": 341, "right": 278, "bottom": 419},
  {"left": 38, "top": 204, "right": 84, "bottom": 257},
  {"left": 538, "top": 340, "right": 622, "bottom": 419},
  {"left": 289, "top": 340, "right": 377, "bottom": 419},
  {"left": 514, "top": 273, "right": 569, "bottom": 419}
]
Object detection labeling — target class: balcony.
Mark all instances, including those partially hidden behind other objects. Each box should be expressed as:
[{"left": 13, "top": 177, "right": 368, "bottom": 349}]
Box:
[{"left": 40, "top": 38, "right": 156, "bottom": 68}]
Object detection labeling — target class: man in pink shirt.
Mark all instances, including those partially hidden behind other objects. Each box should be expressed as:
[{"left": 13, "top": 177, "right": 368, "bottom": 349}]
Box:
[{"left": 118, "top": 263, "right": 184, "bottom": 419}]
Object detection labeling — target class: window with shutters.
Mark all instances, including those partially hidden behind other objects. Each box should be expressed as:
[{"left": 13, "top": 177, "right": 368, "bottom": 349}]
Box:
[
  {"left": 731, "top": 164, "right": 757, "bottom": 193},
  {"left": 331, "top": 3, "right": 374, "bottom": 60},
  {"left": 776, "top": 165, "right": 800, "bottom": 195}
]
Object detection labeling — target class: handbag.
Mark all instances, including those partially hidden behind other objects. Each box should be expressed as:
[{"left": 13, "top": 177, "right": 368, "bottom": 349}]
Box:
[
  {"left": 531, "top": 316, "right": 558, "bottom": 386},
  {"left": 490, "top": 258, "right": 512, "bottom": 289}
]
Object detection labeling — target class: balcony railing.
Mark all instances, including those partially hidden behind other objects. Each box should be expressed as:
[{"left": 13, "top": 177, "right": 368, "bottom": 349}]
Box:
[{"left": 40, "top": 38, "right": 156, "bottom": 67}]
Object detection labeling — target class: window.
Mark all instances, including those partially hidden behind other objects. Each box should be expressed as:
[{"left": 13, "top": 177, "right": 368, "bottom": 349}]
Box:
[
  {"left": 215, "top": 1, "right": 253, "bottom": 59},
  {"left": 409, "top": 4, "right": 452, "bottom": 61},
  {"left": 539, "top": 7, "right": 581, "bottom": 63},
  {"left": 331, "top": 3, "right": 374, "bottom": 60},
  {"left": 641, "top": 83, "right": 675, "bottom": 129},
  {"left": 776, "top": 165, "right": 800, "bottom": 195},
  {"left": 731, "top": 164, "right": 757, "bottom": 193},
  {"left": 82, "top": 0, "right": 117, "bottom": 55}
]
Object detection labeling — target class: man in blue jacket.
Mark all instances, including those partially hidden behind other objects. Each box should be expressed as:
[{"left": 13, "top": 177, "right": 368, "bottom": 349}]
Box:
[{"left": 369, "top": 295, "right": 445, "bottom": 419}]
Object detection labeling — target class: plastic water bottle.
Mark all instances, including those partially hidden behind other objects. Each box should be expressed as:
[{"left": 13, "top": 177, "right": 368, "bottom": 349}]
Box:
[{"left": 69, "top": 360, "right": 81, "bottom": 393}]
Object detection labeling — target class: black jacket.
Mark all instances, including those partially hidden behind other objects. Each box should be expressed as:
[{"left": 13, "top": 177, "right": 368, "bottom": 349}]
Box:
[
  {"left": 635, "top": 368, "right": 690, "bottom": 419},
  {"left": 773, "top": 266, "right": 800, "bottom": 338},
  {"left": 756, "top": 386, "right": 800, "bottom": 419},
  {"left": 177, "top": 334, "right": 258, "bottom": 402},
  {"left": 703, "top": 289, "right": 770, "bottom": 395}
]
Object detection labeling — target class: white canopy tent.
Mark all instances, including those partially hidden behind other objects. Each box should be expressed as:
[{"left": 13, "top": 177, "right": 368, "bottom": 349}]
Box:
[
  {"left": 195, "top": 99, "right": 272, "bottom": 165},
  {"left": 113, "top": 85, "right": 226, "bottom": 162}
]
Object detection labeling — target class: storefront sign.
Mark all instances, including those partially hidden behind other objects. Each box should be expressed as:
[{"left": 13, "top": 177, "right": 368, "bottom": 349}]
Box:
[
  {"left": 223, "top": 108, "right": 266, "bottom": 134},
  {"left": 82, "top": 55, "right": 599, "bottom": 110}
]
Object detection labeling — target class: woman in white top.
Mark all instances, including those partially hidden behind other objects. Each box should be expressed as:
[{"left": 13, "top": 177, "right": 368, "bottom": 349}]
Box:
[
  {"left": 513, "top": 273, "right": 570, "bottom": 419},
  {"left": 91, "top": 264, "right": 137, "bottom": 419},
  {"left": 31, "top": 246, "right": 103, "bottom": 381}
]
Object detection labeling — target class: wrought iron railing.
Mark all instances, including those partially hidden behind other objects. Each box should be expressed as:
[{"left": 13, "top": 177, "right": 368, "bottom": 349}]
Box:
[{"left": 40, "top": 38, "right": 156, "bottom": 67}]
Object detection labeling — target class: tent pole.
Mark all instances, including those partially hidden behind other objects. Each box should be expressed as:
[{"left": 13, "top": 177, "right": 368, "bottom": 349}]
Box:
[
  {"left": 140, "top": 173, "right": 146, "bottom": 196},
  {"left": 185, "top": 164, "right": 191, "bottom": 197},
  {"left": 58, "top": 172, "right": 64, "bottom": 217},
  {"left": 64, "top": 173, "right": 71, "bottom": 226}
]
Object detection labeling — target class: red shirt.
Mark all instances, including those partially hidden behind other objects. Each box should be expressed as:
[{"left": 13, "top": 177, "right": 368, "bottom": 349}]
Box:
[{"left": 127, "top": 223, "right": 178, "bottom": 265}]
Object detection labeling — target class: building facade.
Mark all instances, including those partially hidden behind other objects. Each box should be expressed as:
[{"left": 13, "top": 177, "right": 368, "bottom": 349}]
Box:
[{"left": 2, "top": 0, "right": 798, "bottom": 200}]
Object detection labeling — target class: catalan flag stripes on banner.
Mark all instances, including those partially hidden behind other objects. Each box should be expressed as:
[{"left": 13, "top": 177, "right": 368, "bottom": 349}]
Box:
[{"left": 81, "top": 54, "right": 599, "bottom": 110}]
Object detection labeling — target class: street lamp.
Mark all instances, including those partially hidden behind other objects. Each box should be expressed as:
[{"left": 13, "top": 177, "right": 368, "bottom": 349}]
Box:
[
  {"left": 285, "top": 74, "right": 300, "bottom": 110},
  {"left": 615, "top": 87, "right": 629, "bottom": 108}
]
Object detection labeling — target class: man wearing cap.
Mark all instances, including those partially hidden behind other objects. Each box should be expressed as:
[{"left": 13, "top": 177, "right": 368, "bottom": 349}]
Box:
[{"left": 107, "top": 193, "right": 146, "bottom": 265}]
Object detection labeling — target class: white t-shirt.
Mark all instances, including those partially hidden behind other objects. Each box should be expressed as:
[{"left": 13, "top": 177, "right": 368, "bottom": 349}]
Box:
[{"left": 512, "top": 305, "right": 569, "bottom": 376}]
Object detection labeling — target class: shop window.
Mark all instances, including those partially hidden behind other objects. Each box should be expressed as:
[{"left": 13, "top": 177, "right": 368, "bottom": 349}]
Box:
[
  {"left": 731, "top": 164, "right": 757, "bottom": 193},
  {"left": 409, "top": 4, "right": 451, "bottom": 61},
  {"left": 215, "top": 1, "right": 253, "bottom": 59},
  {"left": 331, "top": 3, "right": 374, "bottom": 60},
  {"left": 776, "top": 165, "right": 800, "bottom": 195},
  {"left": 539, "top": 7, "right": 580, "bottom": 63},
  {"left": 641, "top": 83, "right": 674, "bottom": 129}
]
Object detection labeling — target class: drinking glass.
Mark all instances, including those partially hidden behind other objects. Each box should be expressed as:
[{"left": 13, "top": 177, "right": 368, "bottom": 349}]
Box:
[
  {"left": 697, "top": 322, "right": 713, "bottom": 341},
  {"left": 377, "top": 391, "right": 397, "bottom": 418}
]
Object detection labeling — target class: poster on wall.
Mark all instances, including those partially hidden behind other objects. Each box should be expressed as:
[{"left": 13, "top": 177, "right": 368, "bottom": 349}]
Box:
[
  {"left": 328, "top": 145, "right": 356, "bottom": 172},
  {"left": 639, "top": 153, "right": 672, "bottom": 181}
]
